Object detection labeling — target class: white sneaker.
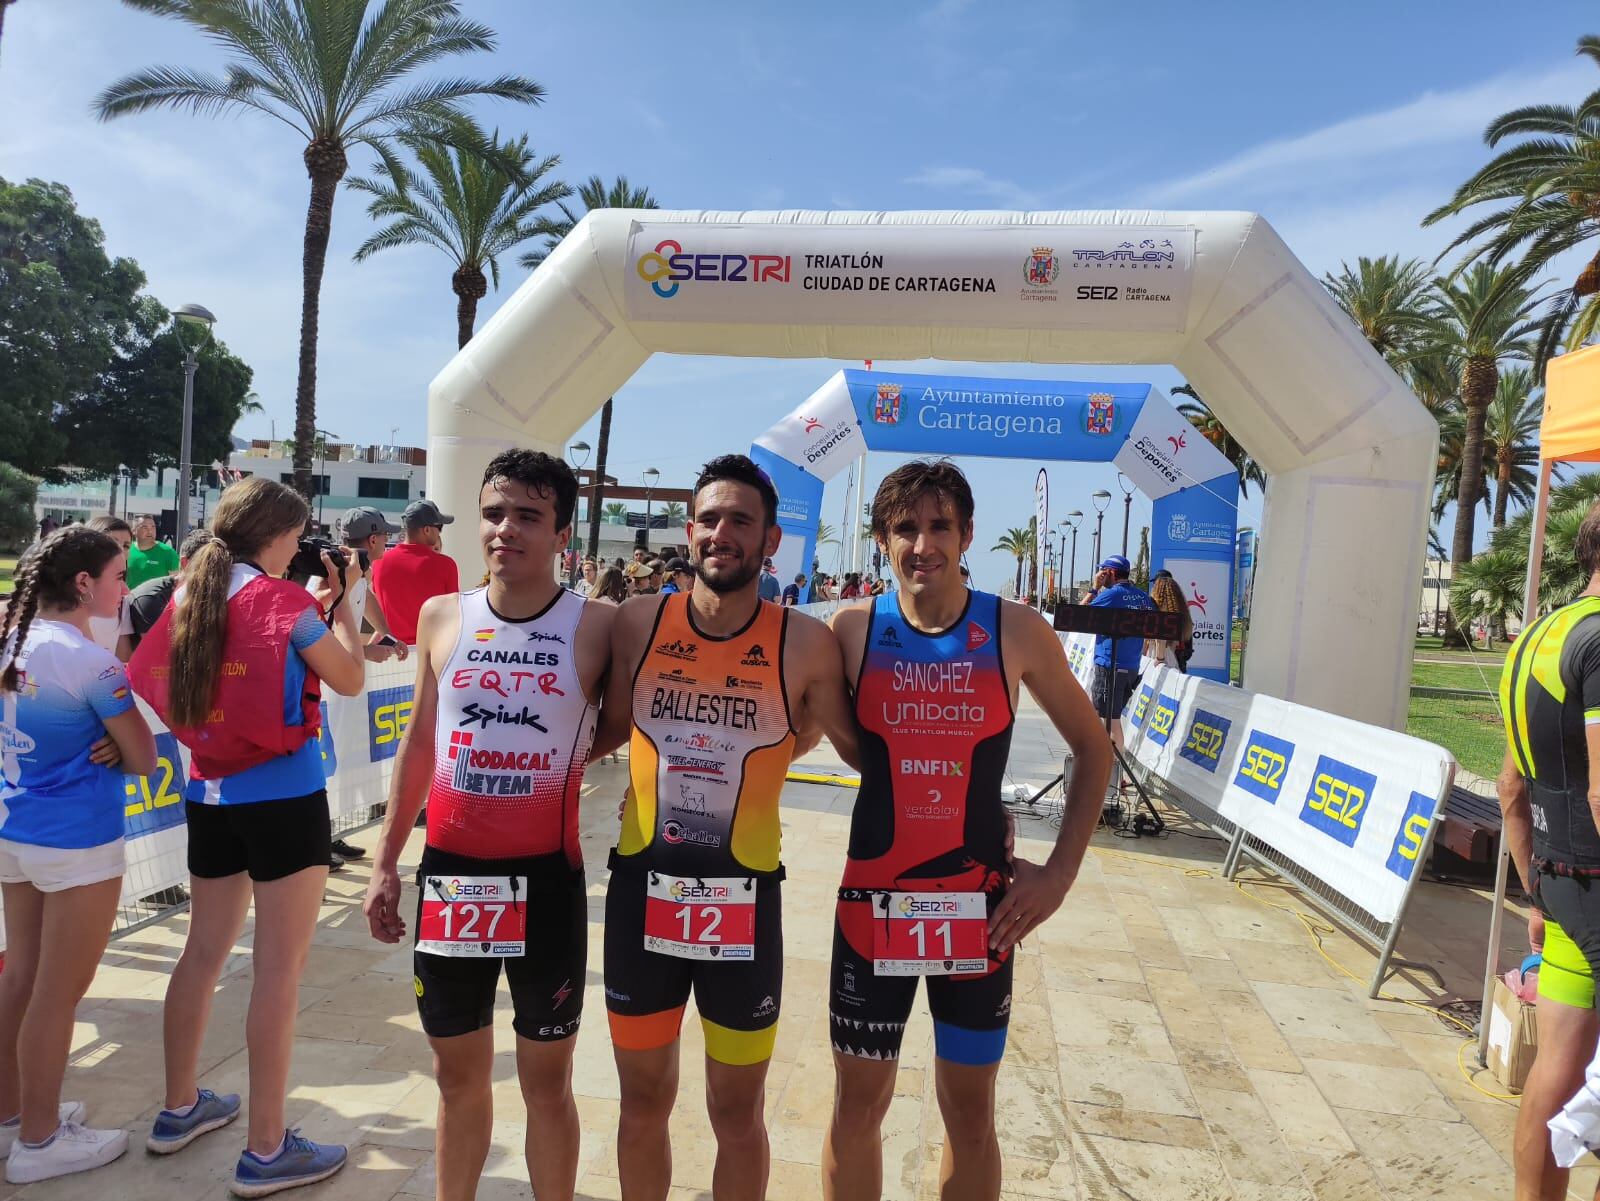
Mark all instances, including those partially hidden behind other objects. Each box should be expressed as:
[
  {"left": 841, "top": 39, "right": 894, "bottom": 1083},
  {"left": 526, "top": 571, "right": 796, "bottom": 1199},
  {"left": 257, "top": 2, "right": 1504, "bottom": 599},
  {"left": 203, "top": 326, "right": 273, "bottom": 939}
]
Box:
[
  {"left": 0, "top": 1102, "right": 86, "bottom": 1159},
  {"left": 5, "top": 1121, "right": 128, "bottom": 1183}
]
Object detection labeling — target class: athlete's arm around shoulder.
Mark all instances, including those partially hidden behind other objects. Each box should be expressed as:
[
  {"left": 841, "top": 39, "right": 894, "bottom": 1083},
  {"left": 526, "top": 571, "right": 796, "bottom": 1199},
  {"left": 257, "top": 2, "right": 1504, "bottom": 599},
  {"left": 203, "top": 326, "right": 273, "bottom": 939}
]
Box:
[
  {"left": 988, "top": 600, "right": 1113, "bottom": 953},
  {"left": 363, "top": 591, "right": 459, "bottom": 944},
  {"left": 786, "top": 605, "right": 862, "bottom": 769},
  {"left": 591, "top": 593, "right": 666, "bottom": 761}
]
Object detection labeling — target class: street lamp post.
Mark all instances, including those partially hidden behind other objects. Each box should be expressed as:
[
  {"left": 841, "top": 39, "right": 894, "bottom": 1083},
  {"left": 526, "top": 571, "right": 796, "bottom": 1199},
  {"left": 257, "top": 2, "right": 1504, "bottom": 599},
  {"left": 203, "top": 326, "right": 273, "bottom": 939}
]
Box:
[
  {"left": 567, "top": 441, "right": 591, "bottom": 583},
  {"left": 1117, "top": 472, "right": 1135, "bottom": 556},
  {"left": 172, "top": 303, "right": 216, "bottom": 543},
  {"left": 1062, "top": 512, "right": 1082, "bottom": 603},
  {"left": 1091, "top": 489, "right": 1112, "bottom": 573},
  {"left": 642, "top": 467, "right": 660, "bottom": 549},
  {"left": 314, "top": 427, "right": 338, "bottom": 530}
]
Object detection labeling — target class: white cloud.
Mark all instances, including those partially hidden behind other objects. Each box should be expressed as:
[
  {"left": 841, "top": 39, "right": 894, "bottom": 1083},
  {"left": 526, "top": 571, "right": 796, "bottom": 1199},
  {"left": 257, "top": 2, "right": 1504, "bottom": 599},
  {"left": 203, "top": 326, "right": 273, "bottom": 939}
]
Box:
[
  {"left": 903, "top": 165, "right": 1040, "bottom": 210},
  {"left": 1141, "top": 59, "right": 1596, "bottom": 206}
]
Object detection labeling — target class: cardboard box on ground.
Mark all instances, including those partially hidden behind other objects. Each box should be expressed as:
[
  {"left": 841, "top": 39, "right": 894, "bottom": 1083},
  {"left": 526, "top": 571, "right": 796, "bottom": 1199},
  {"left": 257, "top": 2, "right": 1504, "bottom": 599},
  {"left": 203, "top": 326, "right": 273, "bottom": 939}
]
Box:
[{"left": 1487, "top": 978, "right": 1539, "bottom": 1094}]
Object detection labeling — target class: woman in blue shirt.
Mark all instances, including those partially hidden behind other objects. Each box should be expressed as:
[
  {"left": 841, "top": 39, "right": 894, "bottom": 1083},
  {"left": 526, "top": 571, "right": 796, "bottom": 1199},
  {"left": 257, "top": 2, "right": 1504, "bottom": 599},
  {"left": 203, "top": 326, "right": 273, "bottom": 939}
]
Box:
[{"left": 0, "top": 527, "right": 156, "bottom": 1183}]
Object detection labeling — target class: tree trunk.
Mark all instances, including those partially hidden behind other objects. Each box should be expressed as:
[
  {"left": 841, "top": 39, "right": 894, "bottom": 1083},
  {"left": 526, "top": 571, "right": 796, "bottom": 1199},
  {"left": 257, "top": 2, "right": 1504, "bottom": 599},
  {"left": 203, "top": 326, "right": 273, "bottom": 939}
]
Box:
[
  {"left": 291, "top": 138, "right": 348, "bottom": 502},
  {"left": 1446, "top": 356, "right": 1497, "bottom": 646},
  {"left": 1014, "top": 555, "right": 1023, "bottom": 598},
  {"left": 1493, "top": 453, "right": 1512, "bottom": 529},
  {"left": 107, "top": 471, "right": 119, "bottom": 517},
  {"left": 585, "top": 398, "right": 613, "bottom": 570},
  {"left": 452, "top": 264, "right": 488, "bottom": 350},
  {"left": 0, "top": 2, "right": 11, "bottom": 68}
]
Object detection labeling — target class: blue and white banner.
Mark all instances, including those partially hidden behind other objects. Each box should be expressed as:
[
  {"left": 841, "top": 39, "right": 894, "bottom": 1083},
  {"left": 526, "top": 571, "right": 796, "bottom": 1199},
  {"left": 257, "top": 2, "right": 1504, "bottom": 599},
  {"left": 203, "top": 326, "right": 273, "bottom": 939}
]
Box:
[
  {"left": 1121, "top": 662, "right": 1454, "bottom": 925},
  {"left": 752, "top": 369, "right": 1239, "bottom": 681}
]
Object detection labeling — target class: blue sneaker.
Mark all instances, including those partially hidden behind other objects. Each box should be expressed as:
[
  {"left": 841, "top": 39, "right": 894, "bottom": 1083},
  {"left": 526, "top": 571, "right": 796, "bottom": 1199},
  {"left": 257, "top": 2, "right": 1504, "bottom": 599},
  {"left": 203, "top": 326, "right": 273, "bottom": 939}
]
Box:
[
  {"left": 230, "top": 1130, "right": 347, "bottom": 1198},
  {"left": 146, "top": 1089, "right": 240, "bottom": 1155}
]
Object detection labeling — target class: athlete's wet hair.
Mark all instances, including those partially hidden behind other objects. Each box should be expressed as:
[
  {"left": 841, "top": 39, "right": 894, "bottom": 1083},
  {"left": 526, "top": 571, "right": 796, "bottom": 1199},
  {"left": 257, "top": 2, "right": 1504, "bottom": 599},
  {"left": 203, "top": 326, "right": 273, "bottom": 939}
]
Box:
[
  {"left": 481, "top": 449, "right": 577, "bottom": 530},
  {"left": 1579, "top": 502, "right": 1600, "bottom": 579},
  {"left": 870, "top": 459, "right": 975, "bottom": 540},
  {"left": 693, "top": 455, "right": 778, "bottom": 528},
  {"left": 1, "top": 527, "right": 122, "bottom": 693}
]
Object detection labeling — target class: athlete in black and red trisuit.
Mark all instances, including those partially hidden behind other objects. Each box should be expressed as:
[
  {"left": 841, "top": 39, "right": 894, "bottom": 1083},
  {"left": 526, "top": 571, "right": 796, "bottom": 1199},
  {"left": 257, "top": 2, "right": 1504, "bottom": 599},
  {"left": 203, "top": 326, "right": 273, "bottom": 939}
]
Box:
[{"left": 823, "top": 460, "right": 1113, "bottom": 1201}]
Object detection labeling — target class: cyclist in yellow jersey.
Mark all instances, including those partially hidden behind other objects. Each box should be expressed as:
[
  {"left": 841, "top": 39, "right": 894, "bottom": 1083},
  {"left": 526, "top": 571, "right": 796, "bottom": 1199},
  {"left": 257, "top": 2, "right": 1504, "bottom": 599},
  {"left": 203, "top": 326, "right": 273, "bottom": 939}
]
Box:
[
  {"left": 592, "top": 455, "right": 860, "bottom": 1201},
  {"left": 1498, "top": 502, "right": 1600, "bottom": 1201}
]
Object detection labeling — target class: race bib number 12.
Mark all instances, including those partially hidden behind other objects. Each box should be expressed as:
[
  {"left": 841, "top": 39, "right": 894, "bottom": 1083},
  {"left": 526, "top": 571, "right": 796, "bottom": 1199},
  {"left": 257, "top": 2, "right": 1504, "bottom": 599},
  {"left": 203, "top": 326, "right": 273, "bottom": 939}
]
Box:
[
  {"left": 417, "top": 875, "right": 527, "bottom": 958},
  {"left": 872, "top": 891, "right": 988, "bottom": 976},
  {"left": 643, "top": 874, "right": 757, "bottom": 961}
]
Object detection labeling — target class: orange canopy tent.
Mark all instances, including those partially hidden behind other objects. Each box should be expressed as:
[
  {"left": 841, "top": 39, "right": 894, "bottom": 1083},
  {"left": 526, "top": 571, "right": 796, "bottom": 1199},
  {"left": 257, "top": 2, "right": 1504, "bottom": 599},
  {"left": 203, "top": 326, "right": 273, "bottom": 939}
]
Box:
[{"left": 1521, "top": 344, "right": 1600, "bottom": 617}]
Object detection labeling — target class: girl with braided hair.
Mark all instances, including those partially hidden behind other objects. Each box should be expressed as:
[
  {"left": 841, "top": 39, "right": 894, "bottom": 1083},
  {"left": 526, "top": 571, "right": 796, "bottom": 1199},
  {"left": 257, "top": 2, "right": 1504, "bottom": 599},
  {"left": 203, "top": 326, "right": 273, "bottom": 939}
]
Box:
[{"left": 0, "top": 526, "right": 157, "bottom": 1183}]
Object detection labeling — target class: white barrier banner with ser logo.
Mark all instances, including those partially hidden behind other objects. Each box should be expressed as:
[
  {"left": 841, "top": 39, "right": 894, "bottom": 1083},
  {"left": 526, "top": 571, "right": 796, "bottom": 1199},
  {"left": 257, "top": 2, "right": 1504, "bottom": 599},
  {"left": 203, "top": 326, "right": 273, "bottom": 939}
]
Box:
[
  {"left": 1119, "top": 662, "right": 1454, "bottom": 926},
  {"left": 0, "top": 655, "right": 417, "bottom": 952}
]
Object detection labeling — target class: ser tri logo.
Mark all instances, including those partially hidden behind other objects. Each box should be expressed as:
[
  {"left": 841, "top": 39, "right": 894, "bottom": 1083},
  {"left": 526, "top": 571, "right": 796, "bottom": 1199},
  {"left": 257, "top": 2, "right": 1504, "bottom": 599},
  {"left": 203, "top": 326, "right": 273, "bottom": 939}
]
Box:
[
  {"left": 635, "top": 239, "right": 792, "bottom": 300},
  {"left": 1232, "top": 730, "right": 1293, "bottom": 803},
  {"left": 1177, "top": 708, "right": 1231, "bottom": 774}
]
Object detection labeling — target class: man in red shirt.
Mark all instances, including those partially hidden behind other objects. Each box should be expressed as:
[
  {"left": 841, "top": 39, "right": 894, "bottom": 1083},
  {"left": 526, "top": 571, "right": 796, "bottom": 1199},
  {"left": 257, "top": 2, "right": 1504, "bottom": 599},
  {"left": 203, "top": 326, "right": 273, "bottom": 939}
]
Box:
[{"left": 369, "top": 499, "right": 460, "bottom": 646}]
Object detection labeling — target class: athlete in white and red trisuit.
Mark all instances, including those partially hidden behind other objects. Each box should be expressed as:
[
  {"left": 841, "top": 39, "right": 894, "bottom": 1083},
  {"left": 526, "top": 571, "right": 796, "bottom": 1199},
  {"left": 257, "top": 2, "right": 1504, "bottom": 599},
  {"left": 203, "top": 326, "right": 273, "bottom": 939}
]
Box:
[
  {"left": 823, "top": 460, "right": 1113, "bottom": 1201},
  {"left": 362, "top": 450, "right": 613, "bottom": 1201}
]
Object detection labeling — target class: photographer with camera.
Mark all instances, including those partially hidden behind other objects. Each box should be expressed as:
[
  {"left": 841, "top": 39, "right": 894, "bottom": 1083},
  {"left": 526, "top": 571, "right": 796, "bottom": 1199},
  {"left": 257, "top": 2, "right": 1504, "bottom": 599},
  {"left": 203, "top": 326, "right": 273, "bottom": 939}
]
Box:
[
  {"left": 306, "top": 507, "right": 407, "bottom": 666},
  {"left": 128, "top": 478, "right": 365, "bottom": 1195}
]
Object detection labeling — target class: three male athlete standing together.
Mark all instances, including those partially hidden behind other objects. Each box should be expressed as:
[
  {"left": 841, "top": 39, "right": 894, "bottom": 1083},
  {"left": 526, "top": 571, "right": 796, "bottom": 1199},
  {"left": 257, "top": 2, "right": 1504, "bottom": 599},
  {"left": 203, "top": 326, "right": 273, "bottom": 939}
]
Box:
[{"left": 363, "top": 449, "right": 1112, "bottom": 1201}]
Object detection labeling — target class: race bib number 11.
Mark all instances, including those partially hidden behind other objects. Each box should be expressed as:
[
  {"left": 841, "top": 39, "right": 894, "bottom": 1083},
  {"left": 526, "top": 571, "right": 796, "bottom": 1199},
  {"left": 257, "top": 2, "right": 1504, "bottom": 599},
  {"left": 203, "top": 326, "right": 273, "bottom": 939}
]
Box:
[
  {"left": 417, "top": 875, "right": 527, "bottom": 958},
  {"left": 643, "top": 874, "right": 757, "bottom": 961},
  {"left": 872, "top": 891, "right": 988, "bottom": 976}
]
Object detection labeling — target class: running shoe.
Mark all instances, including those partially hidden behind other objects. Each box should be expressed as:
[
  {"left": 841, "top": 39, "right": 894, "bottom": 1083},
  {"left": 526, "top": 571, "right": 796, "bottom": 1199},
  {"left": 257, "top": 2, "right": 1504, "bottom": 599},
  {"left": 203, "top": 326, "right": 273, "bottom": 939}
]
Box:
[
  {"left": 147, "top": 1088, "right": 240, "bottom": 1154},
  {"left": 230, "top": 1130, "right": 347, "bottom": 1197},
  {"left": 330, "top": 838, "right": 365, "bottom": 860},
  {"left": 5, "top": 1121, "right": 128, "bottom": 1184},
  {"left": 0, "top": 1102, "right": 85, "bottom": 1158}
]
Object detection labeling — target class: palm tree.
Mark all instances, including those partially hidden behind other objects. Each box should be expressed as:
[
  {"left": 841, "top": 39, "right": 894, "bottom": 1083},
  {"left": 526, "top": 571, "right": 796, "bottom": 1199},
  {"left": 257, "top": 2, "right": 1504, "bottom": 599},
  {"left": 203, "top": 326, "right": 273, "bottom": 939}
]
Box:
[
  {"left": 1323, "top": 256, "right": 1438, "bottom": 365},
  {"left": 517, "top": 174, "right": 659, "bottom": 580},
  {"left": 659, "top": 500, "right": 686, "bottom": 527},
  {"left": 1489, "top": 471, "right": 1600, "bottom": 611},
  {"left": 1483, "top": 367, "right": 1553, "bottom": 528},
  {"left": 1423, "top": 36, "right": 1600, "bottom": 371},
  {"left": 0, "top": 1, "right": 18, "bottom": 66},
  {"left": 1450, "top": 548, "right": 1526, "bottom": 646},
  {"left": 95, "top": 0, "right": 543, "bottom": 498},
  {"left": 1171, "top": 385, "right": 1266, "bottom": 497},
  {"left": 991, "top": 526, "right": 1033, "bottom": 598},
  {"left": 1428, "top": 263, "right": 1543, "bottom": 567},
  {"left": 602, "top": 501, "right": 628, "bottom": 524},
  {"left": 816, "top": 521, "right": 839, "bottom": 547},
  {"left": 349, "top": 127, "right": 568, "bottom": 348}
]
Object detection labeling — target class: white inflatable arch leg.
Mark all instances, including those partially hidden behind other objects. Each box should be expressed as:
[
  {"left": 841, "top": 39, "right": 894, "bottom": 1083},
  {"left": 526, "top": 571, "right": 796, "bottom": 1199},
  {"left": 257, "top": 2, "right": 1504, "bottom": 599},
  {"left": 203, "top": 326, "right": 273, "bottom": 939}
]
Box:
[{"left": 428, "top": 210, "right": 1435, "bottom": 728}]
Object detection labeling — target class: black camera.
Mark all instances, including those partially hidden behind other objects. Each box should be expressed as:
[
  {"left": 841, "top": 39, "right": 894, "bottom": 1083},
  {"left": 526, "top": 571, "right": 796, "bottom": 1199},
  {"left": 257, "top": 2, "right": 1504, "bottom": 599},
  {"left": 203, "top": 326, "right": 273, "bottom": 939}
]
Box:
[{"left": 287, "top": 536, "right": 369, "bottom": 581}]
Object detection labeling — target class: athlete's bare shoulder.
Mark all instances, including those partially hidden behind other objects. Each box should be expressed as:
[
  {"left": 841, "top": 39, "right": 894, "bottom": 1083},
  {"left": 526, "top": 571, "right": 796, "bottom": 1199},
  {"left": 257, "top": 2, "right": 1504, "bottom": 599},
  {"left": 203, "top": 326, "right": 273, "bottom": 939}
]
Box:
[
  {"left": 573, "top": 595, "right": 615, "bottom": 704},
  {"left": 998, "top": 598, "right": 1067, "bottom": 677},
  {"left": 781, "top": 605, "right": 839, "bottom": 671},
  {"left": 825, "top": 600, "right": 874, "bottom": 679},
  {"left": 416, "top": 591, "right": 461, "bottom": 661}
]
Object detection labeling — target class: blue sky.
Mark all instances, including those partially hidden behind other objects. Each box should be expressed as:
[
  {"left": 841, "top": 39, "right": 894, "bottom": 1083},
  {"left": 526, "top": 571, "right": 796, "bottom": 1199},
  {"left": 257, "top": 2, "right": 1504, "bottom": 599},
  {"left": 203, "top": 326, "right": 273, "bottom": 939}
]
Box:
[{"left": 4, "top": 1, "right": 1597, "bottom": 589}]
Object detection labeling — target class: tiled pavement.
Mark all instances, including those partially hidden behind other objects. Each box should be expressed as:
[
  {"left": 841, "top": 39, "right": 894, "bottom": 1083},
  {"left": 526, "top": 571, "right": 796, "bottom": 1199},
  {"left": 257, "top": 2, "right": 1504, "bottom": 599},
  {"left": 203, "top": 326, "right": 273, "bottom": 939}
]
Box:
[{"left": 30, "top": 701, "right": 1587, "bottom": 1200}]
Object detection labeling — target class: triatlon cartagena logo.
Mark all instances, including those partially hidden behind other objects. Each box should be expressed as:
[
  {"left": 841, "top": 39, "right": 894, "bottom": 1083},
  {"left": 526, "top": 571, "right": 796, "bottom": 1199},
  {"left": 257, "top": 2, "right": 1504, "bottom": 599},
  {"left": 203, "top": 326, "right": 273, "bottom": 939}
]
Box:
[{"left": 635, "top": 239, "right": 792, "bottom": 300}]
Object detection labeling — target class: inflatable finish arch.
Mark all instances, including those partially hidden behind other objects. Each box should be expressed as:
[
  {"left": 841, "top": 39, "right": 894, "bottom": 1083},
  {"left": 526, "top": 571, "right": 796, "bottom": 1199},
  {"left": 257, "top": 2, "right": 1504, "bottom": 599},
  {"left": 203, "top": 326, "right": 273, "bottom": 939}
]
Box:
[
  {"left": 749, "top": 369, "right": 1241, "bottom": 684},
  {"left": 427, "top": 211, "right": 1437, "bottom": 729}
]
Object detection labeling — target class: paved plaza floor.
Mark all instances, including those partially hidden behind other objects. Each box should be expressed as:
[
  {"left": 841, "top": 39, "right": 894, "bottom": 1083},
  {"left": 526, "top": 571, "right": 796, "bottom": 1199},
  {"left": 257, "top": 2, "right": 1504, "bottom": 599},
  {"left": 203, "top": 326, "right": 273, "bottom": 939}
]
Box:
[{"left": 34, "top": 699, "right": 1592, "bottom": 1200}]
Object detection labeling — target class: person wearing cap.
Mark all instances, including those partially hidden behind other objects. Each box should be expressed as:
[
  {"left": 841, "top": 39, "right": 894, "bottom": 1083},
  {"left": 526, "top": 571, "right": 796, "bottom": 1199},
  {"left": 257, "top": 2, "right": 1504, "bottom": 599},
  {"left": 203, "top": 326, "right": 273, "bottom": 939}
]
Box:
[
  {"left": 1087, "top": 554, "right": 1155, "bottom": 775},
  {"left": 758, "top": 556, "right": 781, "bottom": 603},
  {"left": 658, "top": 558, "right": 694, "bottom": 596},
  {"left": 369, "top": 499, "right": 461, "bottom": 647},
  {"left": 314, "top": 507, "right": 405, "bottom": 666},
  {"left": 782, "top": 573, "right": 804, "bottom": 607},
  {"left": 623, "top": 559, "right": 654, "bottom": 594}
]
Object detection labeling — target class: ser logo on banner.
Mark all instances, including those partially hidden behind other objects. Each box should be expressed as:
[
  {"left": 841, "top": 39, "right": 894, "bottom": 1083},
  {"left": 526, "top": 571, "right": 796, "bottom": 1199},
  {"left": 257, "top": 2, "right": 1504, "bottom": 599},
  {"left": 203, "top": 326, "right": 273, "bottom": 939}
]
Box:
[
  {"left": 1385, "top": 792, "right": 1436, "bottom": 881},
  {"left": 124, "top": 731, "right": 187, "bottom": 840},
  {"left": 1129, "top": 684, "right": 1155, "bottom": 729},
  {"left": 368, "top": 685, "right": 415, "bottom": 763},
  {"left": 1145, "top": 694, "right": 1180, "bottom": 746},
  {"left": 318, "top": 701, "right": 338, "bottom": 778},
  {"left": 1299, "top": 755, "right": 1375, "bottom": 848},
  {"left": 1178, "top": 708, "right": 1232, "bottom": 773},
  {"left": 1233, "top": 730, "right": 1294, "bottom": 803}
]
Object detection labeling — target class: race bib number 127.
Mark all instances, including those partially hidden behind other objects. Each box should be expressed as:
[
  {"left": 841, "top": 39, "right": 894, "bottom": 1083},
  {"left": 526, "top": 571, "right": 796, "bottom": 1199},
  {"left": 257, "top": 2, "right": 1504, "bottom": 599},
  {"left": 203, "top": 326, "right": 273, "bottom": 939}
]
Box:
[
  {"left": 417, "top": 875, "right": 527, "bottom": 958},
  {"left": 643, "top": 874, "right": 756, "bottom": 961},
  {"left": 872, "top": 891, "right": 988, "bottom": 976}
]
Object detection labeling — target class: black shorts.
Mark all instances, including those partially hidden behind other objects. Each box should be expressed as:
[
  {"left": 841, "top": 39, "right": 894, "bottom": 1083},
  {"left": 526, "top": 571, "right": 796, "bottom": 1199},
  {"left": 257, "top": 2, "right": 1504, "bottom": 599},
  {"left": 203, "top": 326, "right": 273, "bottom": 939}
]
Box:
[
  {"left": 829, "top": 903, "right": 1013, "bottom": 1066},
  {"left": 412, "top": 846, "right": 587, "bottom": 1042},
  {"left": 1092, "top": 665, "right": 1140, "bottom": 720},
  {"left": 603, "top": 861, "right": 783, "bottom": 1065},
  {"left": 185, "top": 791, "right": 331, "bottom": 882}
]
